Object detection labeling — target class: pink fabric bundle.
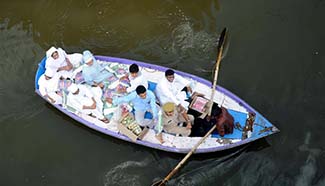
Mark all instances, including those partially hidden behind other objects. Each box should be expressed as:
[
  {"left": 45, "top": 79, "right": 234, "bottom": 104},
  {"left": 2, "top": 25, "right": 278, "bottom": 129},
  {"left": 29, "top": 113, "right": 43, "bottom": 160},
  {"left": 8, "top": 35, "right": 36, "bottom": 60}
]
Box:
[{"left": 74, "top": 72, "right": 85, "bottom": 84}]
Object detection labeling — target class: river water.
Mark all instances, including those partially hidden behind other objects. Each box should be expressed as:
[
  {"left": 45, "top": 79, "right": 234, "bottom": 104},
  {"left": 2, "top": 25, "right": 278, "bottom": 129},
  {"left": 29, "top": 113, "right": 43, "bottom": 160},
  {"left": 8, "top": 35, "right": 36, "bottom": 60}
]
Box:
[{"left": 0, "top": 0, "right": 324, "bottom": 186}]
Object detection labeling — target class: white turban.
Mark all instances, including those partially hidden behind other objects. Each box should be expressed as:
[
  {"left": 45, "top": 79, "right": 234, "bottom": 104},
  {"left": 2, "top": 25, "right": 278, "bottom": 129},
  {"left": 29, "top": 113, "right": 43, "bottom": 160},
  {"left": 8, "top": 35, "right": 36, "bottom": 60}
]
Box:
[
  {"left": 68, "top": 83, "right": 78, "bottom": 93},
  {"left": 46, "top": 46, "right": 58, "bottom": 58}
]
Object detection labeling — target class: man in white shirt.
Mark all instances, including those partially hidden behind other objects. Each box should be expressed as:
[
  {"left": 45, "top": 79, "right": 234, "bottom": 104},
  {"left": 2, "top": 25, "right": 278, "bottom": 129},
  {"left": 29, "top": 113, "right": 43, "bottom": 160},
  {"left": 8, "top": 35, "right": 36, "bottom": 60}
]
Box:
[
  {"left": 120, "top": 63, "right": 148, "bottom": 93},
  {"left": 38, "top": 69, "right": 62, "bottom": 104},
  {"left": 155, "top": 69, "right": 192, "bottom": 109},
  {"left": 67, "top": 83, "right": 109, "bottom": 123}
]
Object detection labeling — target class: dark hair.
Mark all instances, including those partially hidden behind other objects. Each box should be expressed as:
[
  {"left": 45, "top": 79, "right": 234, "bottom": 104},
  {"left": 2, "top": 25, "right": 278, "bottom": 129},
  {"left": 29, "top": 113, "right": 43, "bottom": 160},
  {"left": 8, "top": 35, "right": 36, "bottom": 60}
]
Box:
[
  {"left": 129, "top": 64, "right": 139, "bottom": 73},
  {"left": 136, "top": 85, "right": 146, "bottom": 95},
  {"left": 165, "top": 69, "right": 175, "bottom": 76},
  {"left": 211, "top": 105, "right": 222, "bottom": 117}
]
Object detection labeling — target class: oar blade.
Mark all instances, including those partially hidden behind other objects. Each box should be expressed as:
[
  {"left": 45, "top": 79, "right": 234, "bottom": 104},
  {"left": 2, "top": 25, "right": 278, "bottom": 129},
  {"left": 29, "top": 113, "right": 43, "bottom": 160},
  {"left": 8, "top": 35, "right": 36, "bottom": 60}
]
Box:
[
  {"left": 217, "top": 27, "right": 229, "bottom": 59},
  {"left": 217, "top": 27, "right": 227, "bottom": 50},
  {"left": 221, "top": 31, "right": 230, "bottom": 59}
]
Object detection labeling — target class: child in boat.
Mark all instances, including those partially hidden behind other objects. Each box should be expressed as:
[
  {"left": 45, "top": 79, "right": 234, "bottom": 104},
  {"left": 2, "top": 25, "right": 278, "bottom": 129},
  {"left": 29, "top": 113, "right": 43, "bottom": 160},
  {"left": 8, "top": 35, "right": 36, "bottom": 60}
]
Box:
[
  {"left": 155, "top": 69, "right": 193, "bottom": 110},
  {"left": 106, "top": 85, "right": 158, "bottom": 128},
  {"left": 45, "top": 46, "right": 82, "bottom": 79},
  {"left": 38, "top": 69, "right": 62, "bottom": 105},
  {"left": 81, "top": 50, "right": 114, "bottom": 88},
  {"left": 119, "top": 63, "right": 148, "bottom": 93},
  {"left": 67, "top": 83, "right": 109, "bottom": 123},
  {"left": 160, "top": 102, "right": 194, "bottom": 137}
]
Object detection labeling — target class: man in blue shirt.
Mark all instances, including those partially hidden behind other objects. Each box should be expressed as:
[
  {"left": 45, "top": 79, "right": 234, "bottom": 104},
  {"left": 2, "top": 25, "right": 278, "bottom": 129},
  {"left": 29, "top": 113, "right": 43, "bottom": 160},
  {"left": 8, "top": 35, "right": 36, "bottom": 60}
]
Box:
[{"left": 107, "top": 85, "right": 158, "bottom": 128}]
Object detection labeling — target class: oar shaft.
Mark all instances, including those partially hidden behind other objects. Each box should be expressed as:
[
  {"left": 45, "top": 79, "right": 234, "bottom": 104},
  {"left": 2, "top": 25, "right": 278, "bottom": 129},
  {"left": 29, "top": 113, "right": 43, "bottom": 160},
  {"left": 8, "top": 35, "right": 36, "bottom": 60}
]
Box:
[
  {"left": 155, "top": 28, "right": 228, "bottom": 186},
  {"left": 158, "top": 125, "right": 217, "bottom": 186},
  {"left": 207, "top": 45, "right": 224, "bottom": 116}
]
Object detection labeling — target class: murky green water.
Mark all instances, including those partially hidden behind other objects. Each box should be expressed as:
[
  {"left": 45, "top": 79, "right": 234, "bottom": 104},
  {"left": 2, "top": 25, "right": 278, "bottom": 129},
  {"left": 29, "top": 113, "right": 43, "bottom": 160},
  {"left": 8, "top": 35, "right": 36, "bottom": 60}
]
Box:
[{"left": 1, "top": 0, "right": 325, "bottom": 185}]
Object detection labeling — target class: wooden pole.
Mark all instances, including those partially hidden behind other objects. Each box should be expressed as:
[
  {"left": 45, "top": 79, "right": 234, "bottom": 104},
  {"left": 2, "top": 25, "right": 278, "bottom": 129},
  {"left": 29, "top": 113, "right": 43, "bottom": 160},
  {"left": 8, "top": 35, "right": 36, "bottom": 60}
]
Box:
[{"left": 152, "top": 28, "right": 228, "bottom": 186}]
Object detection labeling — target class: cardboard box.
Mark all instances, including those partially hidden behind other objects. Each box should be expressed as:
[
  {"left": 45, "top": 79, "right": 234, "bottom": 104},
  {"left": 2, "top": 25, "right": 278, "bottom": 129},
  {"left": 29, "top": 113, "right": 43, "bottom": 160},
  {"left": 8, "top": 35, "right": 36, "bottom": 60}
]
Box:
[
  {"left": 118, "top": 113, "right": 148, "bottom": 142},
  {"left": 189, "top": 96, "right": 209, "bottom": 114}
]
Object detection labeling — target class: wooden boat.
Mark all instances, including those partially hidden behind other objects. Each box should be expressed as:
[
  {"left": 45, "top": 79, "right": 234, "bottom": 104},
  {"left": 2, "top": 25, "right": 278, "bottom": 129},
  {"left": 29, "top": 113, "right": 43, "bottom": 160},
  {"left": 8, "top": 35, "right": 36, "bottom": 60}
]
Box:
[{"left": 34, "top": 55, "right": 279, "bottom": 154}]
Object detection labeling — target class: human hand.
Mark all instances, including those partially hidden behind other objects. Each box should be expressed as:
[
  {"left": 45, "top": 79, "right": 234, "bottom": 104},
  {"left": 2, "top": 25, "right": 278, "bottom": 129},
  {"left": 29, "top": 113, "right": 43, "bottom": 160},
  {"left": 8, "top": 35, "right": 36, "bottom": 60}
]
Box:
[
  {"left": 186, "top": 122, "right": 192, "bottom": 129},
  {"left": 48, "top": 97, "right": 55, "bottom": 104},
  {"left": 98, "top": 82, "right": 104, "bottom": 89},
  {"left": 120, "top": 75, "right": 129, "bottom": 81},
  {"left": 90, "top": 102, "right": 97, "bottom": 109},
  {"left": 106, "top": 98, "right": 113, "bottom": 104},
  {"left": 187, "top": 86, "right": 193, "bottom": 93},
  {"left": 92, "top": 82, "right": 98, "bottom": 87}
]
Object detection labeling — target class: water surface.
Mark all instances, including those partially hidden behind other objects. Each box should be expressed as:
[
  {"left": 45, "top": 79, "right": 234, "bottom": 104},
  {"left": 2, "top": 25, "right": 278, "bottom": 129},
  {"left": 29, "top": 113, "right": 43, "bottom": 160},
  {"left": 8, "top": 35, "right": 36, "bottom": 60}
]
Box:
[{"left": 1, "top": 0, "right": 325, "bottom": 185}]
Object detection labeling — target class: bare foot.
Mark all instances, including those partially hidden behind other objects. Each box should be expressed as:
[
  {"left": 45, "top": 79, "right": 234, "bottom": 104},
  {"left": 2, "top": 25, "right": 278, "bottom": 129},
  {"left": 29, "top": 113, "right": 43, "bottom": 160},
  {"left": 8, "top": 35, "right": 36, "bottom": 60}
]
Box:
[
  {"left": 155, "top": 133, "right": 164, "bottom": 144},
  {"left": 100, "top": 118, "right": 110, "bottom": 123}
]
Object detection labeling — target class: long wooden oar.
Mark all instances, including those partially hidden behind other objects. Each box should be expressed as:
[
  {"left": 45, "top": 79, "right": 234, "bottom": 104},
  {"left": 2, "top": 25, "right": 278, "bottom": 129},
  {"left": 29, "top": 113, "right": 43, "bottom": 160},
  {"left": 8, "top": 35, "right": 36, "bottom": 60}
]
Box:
[
  {"left": 201, "top": 27, "right": 228, "bottom": 118},
  {"left": 206, "top": 27, "right": 227, "bottom": 116},
  {"left": 152, "top": 125, "right": 217, "bottom": 186},
  {"left": 152, "top": 27, "right": 228, "bottom": 186}
]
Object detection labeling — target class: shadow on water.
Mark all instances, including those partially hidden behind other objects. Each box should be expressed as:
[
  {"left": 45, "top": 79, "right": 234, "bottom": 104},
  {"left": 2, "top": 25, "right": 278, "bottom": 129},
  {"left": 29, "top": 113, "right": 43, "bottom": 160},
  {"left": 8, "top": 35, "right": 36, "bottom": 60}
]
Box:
[
  {"left": 149, "top": 139, "right": 270, "bottom": 184},
  {"left": 0, "top": 20, "right": 45, "bottom": 123},
  {"left": 99, "top": 139, "right": 271, "bottom": 186}
]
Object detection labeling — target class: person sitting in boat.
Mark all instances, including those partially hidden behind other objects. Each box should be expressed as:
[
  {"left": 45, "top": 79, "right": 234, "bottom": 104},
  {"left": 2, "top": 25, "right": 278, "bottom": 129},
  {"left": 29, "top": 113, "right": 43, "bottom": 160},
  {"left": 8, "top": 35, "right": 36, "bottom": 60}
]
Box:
[
  {"left": 81, "top": 50, "right": 114, "bottom": 88},
  {"left": 106, "top": 85, "right": 158, "bottom": 128},
  {"left": 120, "top": 63, "right": 148, "bottom": 93},
  {"left": 215, "top": 107, "right": 234, "bottom": 136},
  {"left": 67, "top": 83, "right": 109, "bottom": 123},
  {"left": 155, "top": 69, "right": 193, "bottom": 109},
  {"left": 160, "top": 102, "right": 194, "bottom": 137},
  {"left": 38, "top": 69, "right": 62, "bottom": 104},
  {"left": 45, "top": 46, "right": 82, "bottom": 78},
  {"left": 194, "top": 105, "right": 234, "bottom": 137}
]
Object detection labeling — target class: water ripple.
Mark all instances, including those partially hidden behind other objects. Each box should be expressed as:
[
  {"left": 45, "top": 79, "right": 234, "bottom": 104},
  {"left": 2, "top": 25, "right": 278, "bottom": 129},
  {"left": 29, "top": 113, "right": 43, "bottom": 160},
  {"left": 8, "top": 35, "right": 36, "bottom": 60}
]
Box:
[
  {"left": 103, "top": 159, "right": 151, "bottom": 186},
  {"left": 0, "top": 20, "right": 44, "bottom": 123},
  {"left": 295, "top": 132, "right": 323, "bottom": 186}
]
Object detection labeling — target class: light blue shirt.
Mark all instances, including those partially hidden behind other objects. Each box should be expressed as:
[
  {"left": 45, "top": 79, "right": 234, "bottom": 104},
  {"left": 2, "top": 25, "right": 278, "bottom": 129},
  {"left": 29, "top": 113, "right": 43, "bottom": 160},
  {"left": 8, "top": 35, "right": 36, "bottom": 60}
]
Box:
[
  {"left": 82, "top": 59, "right": 113, "bottom": 85},
  {"left": 113, "top": 90, "right": 158, "bottom": 119}
]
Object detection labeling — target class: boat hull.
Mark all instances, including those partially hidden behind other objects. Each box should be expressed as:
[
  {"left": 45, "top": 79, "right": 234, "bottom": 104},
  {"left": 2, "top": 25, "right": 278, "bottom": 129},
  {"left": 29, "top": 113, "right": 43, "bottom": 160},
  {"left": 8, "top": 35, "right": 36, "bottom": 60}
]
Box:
[{"left": 35, "top": 55, "right": 279, "bottom": 154}]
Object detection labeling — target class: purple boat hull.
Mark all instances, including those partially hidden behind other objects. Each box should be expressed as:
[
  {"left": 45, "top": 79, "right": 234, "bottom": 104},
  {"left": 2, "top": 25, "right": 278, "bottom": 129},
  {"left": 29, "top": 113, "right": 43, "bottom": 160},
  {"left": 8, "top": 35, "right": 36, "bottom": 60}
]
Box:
[{"left": 35, "top": 55, "right": 279, "bottom": 154}]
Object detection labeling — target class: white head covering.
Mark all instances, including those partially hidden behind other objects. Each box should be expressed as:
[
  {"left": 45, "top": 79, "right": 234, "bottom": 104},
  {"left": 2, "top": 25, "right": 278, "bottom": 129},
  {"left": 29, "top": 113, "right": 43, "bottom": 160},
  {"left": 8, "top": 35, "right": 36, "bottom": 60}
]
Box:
[
  {"left": 46, "top": 46, "right": 58, "bottom": 58},
  {"left": 82, "top": 50, "right": 94, "bottom": 64},
  {"left": 68, "top": 83, "right": 78, "bottom": 93},
  {"left": 44, "top": 69, "right": 55, "bottom": 78}
]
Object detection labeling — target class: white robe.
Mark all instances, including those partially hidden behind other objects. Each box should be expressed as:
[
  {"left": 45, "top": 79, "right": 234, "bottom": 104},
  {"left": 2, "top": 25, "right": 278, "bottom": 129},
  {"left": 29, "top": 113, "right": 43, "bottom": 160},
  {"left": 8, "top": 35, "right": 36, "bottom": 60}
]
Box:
[
  {"left": 126, "top": 72, "right": 148, "bottom": 93},
  {"left": 45, "top": 48, "right": 82, "bottom": 78},
  {"left": 38, "top": 73, "right": 62, "bottom": 104},
  {"left": 66, "top": 84, "right": 105, "bottom": 120},
  {"left": 155, "top": 74, "right": 190, "bottom": 108}
]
